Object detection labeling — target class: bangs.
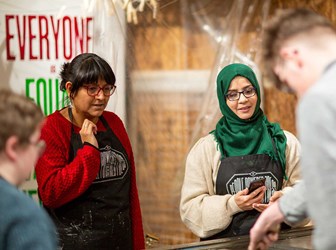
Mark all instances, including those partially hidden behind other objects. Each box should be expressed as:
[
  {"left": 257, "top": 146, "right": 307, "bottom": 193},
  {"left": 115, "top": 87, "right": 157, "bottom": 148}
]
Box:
[{"left": 73, "top": 57, "right": 116, "bottom": 86}]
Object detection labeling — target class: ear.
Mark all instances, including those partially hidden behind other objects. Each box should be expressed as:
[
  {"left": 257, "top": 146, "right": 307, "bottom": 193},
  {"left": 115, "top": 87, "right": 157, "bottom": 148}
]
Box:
[
  {"left": 279, "top": 46, "right": 303, "bottom": 68},
  {"left": 65, "top": 81, "right": 72, "bottom": 96},
  {"left": 5, "top": 136, "right": 19, "bottom": 161}
]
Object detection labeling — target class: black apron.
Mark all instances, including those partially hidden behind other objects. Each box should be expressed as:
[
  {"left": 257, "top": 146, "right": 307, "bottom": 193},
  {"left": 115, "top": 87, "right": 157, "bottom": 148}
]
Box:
[
  {"left": 46, "top": 109, "right": 132, "bottom": 250},
  {"left": 202, "top": 152, "right": 284, "bottom": 240}
]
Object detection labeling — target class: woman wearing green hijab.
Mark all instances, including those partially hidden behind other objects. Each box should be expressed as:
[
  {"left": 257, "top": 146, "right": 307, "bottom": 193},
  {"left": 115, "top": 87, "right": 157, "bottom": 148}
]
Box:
[{"left": 180, "top": 63, "right": 304, "bottom": 239}]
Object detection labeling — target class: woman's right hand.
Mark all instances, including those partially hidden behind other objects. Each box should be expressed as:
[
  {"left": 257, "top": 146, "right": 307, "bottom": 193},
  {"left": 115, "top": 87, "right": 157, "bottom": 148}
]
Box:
[
  {"left": 234, "top": 186, "right": 266, "bottom": 211},
  {"left": 79, "top": 119, "right": 98, "bottom": 148}
]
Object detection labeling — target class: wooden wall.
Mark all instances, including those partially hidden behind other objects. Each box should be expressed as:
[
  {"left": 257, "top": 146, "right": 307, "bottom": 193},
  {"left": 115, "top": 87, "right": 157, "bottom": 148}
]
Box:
[{"left": 126, "top": 0, "right": 336, "bottom": 246}]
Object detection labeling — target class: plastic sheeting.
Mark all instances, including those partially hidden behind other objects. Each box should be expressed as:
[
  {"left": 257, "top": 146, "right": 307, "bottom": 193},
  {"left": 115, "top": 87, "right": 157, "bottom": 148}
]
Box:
[
  {"left": 132, "top": 0, "right": 336, "bottom": 246},
  {"left": 187, "top": 0, "right": 270, "bottom": 146},
  {"left": 127, "top": 0, "right": 272, "bottom": 246}
]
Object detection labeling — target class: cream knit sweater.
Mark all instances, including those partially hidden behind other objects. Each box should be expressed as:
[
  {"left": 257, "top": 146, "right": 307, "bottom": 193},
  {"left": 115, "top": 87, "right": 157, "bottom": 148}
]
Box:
[{"left": 180, "top": 130, "right": 302, "bottom": 238}]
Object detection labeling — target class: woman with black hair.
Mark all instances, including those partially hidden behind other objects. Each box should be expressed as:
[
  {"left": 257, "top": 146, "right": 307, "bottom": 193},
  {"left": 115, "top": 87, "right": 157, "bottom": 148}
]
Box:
[{"left": 35, "top": 53, "right": 144, "bottom": 250}]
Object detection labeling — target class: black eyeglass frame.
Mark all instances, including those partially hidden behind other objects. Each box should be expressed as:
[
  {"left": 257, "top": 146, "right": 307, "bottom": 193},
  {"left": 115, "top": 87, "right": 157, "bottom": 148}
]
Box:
[{"left": 225, "top": 87, "right": 256, "bottom": 101}]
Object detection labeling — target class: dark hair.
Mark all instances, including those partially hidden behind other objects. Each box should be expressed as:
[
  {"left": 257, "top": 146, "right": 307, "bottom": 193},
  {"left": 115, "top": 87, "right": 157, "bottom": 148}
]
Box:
[{"left": 59, "top": 53, "right": 116, "bottom": 98}]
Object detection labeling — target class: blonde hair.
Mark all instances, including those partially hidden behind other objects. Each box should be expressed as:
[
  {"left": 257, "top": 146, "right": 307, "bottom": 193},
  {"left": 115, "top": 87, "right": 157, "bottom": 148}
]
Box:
[{"left": 0, "top": 89, "right": 44, "bottom": 150}]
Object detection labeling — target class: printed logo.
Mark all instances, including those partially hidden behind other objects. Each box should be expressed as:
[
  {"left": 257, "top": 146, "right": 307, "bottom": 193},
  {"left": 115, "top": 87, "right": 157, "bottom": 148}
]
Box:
[
  {"left": 94, "top": 145, "right": 129, "bottom": 183},
  {"left": 226, "top": 172, "right": 279, "bottom": 203}
]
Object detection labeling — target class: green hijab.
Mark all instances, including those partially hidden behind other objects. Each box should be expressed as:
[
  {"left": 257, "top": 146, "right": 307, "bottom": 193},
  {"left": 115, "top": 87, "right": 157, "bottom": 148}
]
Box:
[{"left": 211, "top": 63, "right": 287, "bottom": 179}]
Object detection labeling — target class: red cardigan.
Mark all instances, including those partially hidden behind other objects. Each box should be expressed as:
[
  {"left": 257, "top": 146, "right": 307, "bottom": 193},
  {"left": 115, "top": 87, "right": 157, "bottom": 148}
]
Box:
[{"left": 35, "top": 110, "right": 145, "bottom": 250}]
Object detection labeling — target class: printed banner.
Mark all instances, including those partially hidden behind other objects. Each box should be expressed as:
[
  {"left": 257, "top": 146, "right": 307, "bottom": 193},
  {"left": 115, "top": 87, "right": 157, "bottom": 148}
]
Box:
[{"left": 0, "top": 0, "right": 126, "bottom": 200}]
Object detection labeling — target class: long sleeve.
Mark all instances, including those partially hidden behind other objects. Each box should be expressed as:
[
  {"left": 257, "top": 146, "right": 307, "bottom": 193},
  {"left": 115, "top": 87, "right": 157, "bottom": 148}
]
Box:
[
  {"left": 180, "top": 134, "right": 242, "bottom": 238},
  {"left": 35, "top": 111, "right": 101, "bottom": 208},
  {"left": 281, "top": 130, "right": 302, "bottom": 192},
  {"left": 279, "top": 180, "right": 308, "bottom": 223},
  {"left": 279, "top": 131, "right": 312, "bottom": 228},
  {"left": 297, "top": 72, "right": 336, "bottom": 250}
]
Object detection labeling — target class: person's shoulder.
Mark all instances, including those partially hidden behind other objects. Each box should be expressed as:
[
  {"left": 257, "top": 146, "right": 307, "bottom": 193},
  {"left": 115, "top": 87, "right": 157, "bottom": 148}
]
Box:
[
  {"left": 0, "top": 181, "right": 57, "bottom": 248},
  {"left": 283, "top": 130, "right": 300, "bottom": 145},
  {"left": 103, "top": 110, "right": 122, "bottom": 121},
  {"left": 283, "top": 130, "right": 296, "bottom": 139},
  {"left": 304, "top": 67, "right": 336, "bottom": 101},
  {"left": 0, "top": 181, "right": 39, "bottom": 215},
  {"left": 299, "top": 79, "right": 333, "bottom": 114},
  {"left": 102, "top": 111, "right": 125, "bottom": 126},
  {"left": 191, "top": 133, "right": 217, "bottom": 151},
  {"left": 46, "top": 109, "right": 61, "bottom": 119},
  {"left": 44, "top": 109, "right": 67, "bottom": 125},
  {"left": 0, "top": 179, "right": 21, "bottom": 206},
  {"left": 40, "top": 111, "right": 66, "bottom": 140}
]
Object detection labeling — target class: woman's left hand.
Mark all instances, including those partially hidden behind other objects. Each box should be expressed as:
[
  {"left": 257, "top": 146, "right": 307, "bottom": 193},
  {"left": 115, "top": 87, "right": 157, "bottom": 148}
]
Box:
[{"left": 252, "top": 191, "right": 283, "bottom": 213}]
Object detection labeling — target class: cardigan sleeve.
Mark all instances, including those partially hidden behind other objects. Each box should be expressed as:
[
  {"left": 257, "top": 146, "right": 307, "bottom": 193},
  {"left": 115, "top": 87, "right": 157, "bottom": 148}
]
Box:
[
  {"left": 35, "top": 113, "right": 101, "bottom": 208},
  {"left": 180, "top": 134, "right": 242, "bottom": 238},
  {"left": 277, "top": 131, "right": 311, "bottom": 227},
  {"left": 281, "top": 130, "right": 302, "bottom": 192}
]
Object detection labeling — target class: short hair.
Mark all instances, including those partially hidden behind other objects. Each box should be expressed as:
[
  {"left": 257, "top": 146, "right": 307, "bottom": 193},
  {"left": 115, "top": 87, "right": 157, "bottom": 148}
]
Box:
[
  {"left": 262, "top": 8, "right": 336, "bottom": 88},
  {"left": 0, "top": 89, "right": 44, "bottom": 151},
  {"left": 59, "top": 53, "right": 116, "bottom": 99}
]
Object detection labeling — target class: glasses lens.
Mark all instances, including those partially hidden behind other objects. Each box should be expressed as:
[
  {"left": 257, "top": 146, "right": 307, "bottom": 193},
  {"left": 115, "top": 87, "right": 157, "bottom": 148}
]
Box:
[
  {"left": 87, "top": 86, "right": 99, "bottom": 96},
  {"left": 244, "top": 87, "right": 256, "bottom": 97},
  {"left": 103, "top": 85, "right": 116, "bottom": 96},
  {"left": 226, "top": 92, "right": 238, "bottom": 101}
]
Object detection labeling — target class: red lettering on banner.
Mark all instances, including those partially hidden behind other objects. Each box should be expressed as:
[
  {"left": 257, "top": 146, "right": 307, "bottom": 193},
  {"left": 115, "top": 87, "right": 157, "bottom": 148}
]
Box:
[
  {"left": 63, "top": 16, "right": 72, "bottom": 60},
  {"left": 5, "top": 14, "right": 93, "bottom": 61},
  {"left": 28, "top": 15, "right": 37, "bottom": 60},
  {"left": 39, "top": 16, "right": 49, "bottom": 59},
  {"left": 86, "top": 17, "right": 93, "bottom": 52},
  {"left": 74, "top": 17, "right": 84, "bottom": 53},
  {"left": 5, "top": 15, "right": 15, "bottom": 60},
  {"left": 50, "top": 16, "right": 60, "bottom": 59},
  {"left": 16, "top": 15, "right": 26, "bottom": 59}
]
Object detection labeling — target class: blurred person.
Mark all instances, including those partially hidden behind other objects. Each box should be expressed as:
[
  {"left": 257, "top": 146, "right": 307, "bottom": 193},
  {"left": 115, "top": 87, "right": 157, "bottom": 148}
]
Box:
[
  {"left": 0, "top": 88, "right": 57, "bottom": 250},
  {"left": 248, "top": 8, "right": 336, "bottom": 250},
  {"left": 180, "top": 63, "right": 305, "bottom": 240},
  {"left": 35, "top": 53, "right": 145, "bottom": 250}
]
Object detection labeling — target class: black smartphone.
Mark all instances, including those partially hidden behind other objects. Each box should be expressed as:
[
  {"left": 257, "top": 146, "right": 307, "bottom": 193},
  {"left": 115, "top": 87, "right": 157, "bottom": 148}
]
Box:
[{"left": 248, "top": 178, "right": 266, "bottom": 194}]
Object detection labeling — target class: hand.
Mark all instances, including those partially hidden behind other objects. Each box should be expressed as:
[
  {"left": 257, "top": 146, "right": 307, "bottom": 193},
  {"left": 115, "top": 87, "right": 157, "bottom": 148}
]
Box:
[
  {"left": 234, "top": 186, "right": 266, "bottom": 211},
  {"left": 248, "top": 201, "right": 284, "bottom": 250},
  {"left": 249, "top": 229, "right": 279, "bottom": 250},
  {"left": 79, "top": 119, "right": 98, "bottom": 148},
  {"left": 269, "top": 191, "right": 283, "bottom": 203},
  {"left": 252, "top": 191, "right": 283, "bottom": 212}
]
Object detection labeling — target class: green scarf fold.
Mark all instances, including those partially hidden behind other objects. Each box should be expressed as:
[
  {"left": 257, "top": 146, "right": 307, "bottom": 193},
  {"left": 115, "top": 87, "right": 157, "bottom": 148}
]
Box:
[{"left": 211, "top": 63, "right": 287, "bottom": 179}]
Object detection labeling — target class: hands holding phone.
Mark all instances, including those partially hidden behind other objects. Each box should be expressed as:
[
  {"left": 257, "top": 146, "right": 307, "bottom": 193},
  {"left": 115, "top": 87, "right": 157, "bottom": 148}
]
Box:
[
  {"left": 234, "top": 179, "right": 266, "bottom": 211},
  {"left": 234, "top": 178, "right": 283, "bottom": 212}
]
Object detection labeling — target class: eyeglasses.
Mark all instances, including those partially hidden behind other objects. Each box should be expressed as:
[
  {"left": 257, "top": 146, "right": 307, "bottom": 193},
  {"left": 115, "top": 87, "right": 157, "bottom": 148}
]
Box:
[
  {"left": 84, "top": 85, "right": 116, "bottom": 97},
  {"left": 29, "top": 140, "right": 46, "bottom": 157},
  {"left": 225, "top": 87, "right": 256, "bottom": 101}
]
